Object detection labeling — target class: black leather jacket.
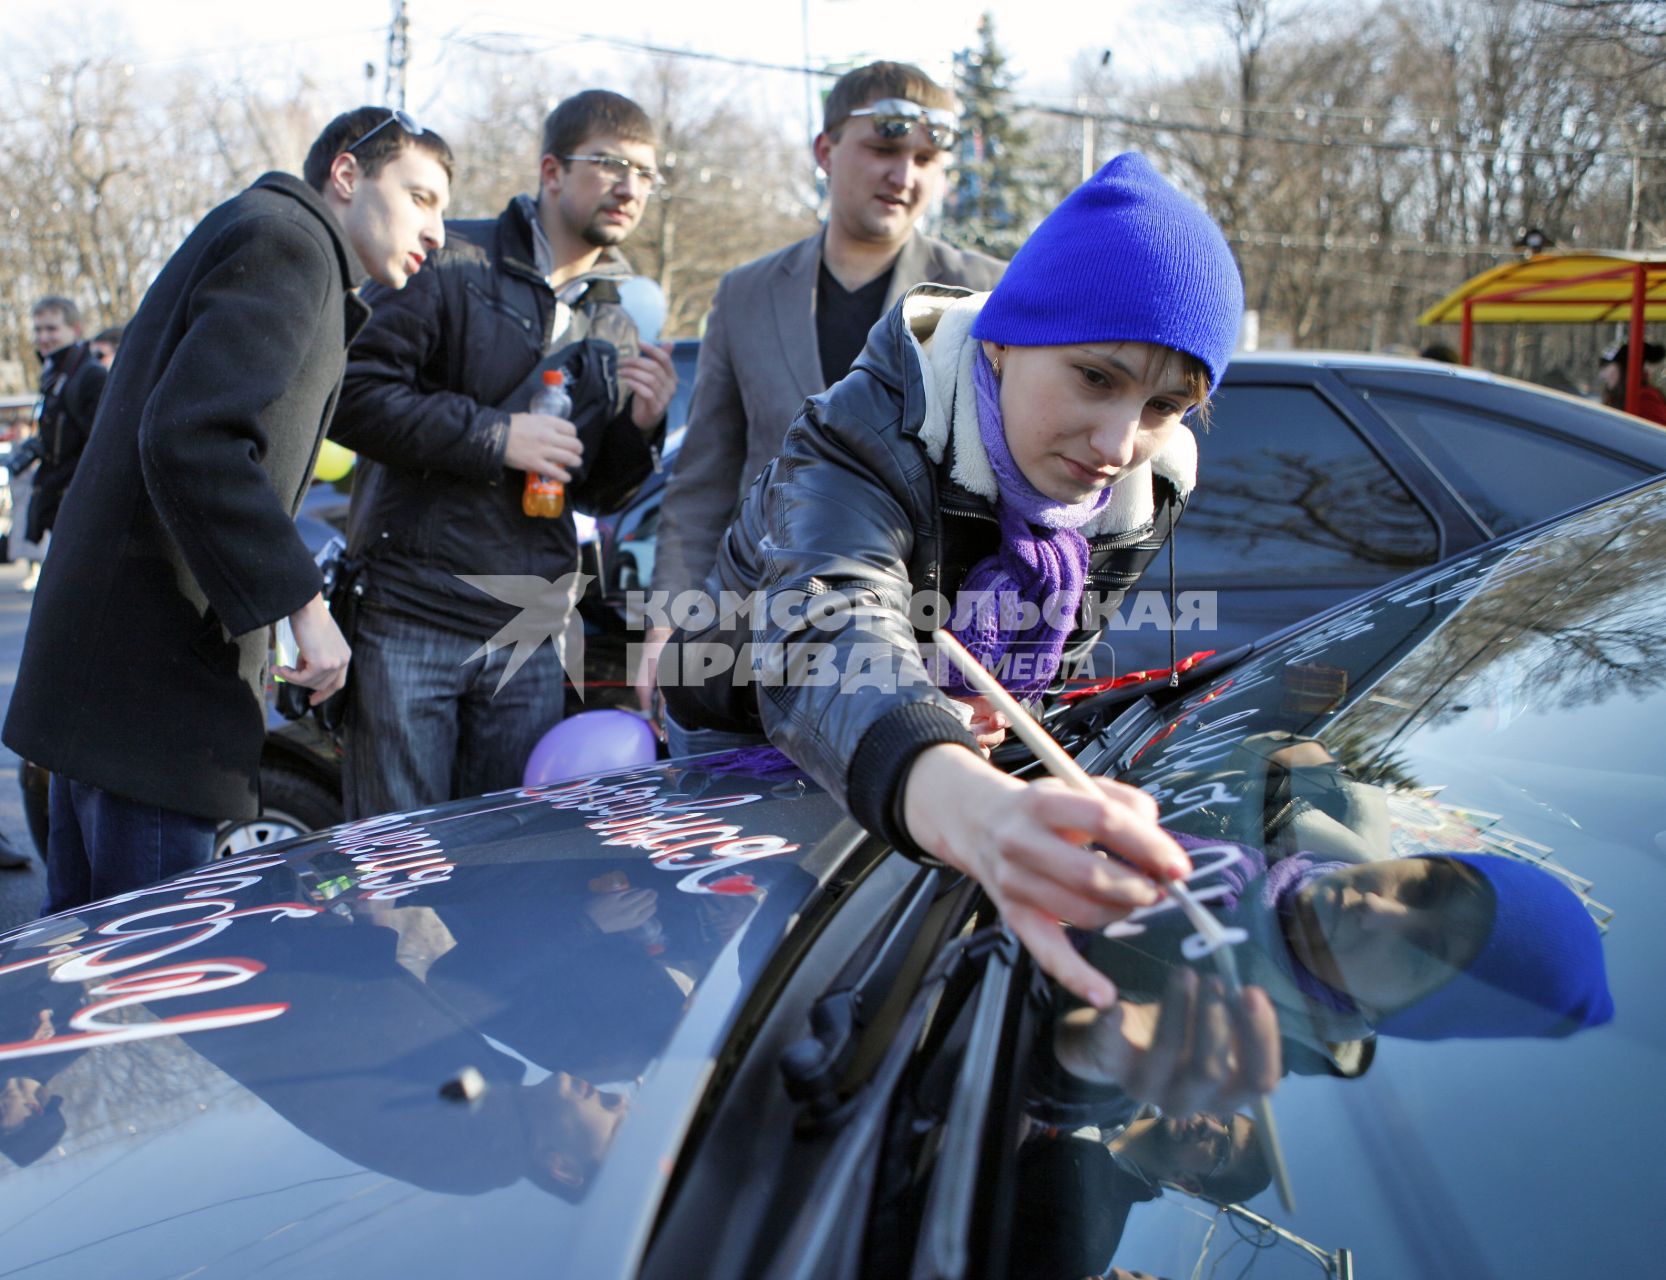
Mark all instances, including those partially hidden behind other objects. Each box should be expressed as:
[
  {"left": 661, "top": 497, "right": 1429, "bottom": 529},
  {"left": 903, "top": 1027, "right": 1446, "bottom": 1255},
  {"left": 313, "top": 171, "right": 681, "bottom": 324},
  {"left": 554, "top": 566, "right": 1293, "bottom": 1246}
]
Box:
[
  {"left": 334, "top": 197, "right": 661, "bottom": 637},
  {"left": 663, "top": 286, "right": 1184, "bottom": 853}
]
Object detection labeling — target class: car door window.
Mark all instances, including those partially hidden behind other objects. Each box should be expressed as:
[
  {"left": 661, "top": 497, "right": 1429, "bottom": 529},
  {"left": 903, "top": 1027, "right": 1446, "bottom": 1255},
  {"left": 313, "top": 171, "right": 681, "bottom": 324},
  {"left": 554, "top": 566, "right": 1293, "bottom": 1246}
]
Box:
[
  {"left": 1187, "top": 385, "right": 1438, "bottom": 582},
  {"left": 1369, "top": 391, "right": 1653, "bottom": 537}
]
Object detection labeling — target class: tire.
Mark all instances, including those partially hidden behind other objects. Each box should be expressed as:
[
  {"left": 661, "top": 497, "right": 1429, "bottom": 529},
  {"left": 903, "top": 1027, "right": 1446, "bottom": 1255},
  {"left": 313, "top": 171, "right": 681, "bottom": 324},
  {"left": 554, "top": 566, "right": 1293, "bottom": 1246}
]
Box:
[{"left": 214, "top": 763, "right": 343, "bottom": 859}]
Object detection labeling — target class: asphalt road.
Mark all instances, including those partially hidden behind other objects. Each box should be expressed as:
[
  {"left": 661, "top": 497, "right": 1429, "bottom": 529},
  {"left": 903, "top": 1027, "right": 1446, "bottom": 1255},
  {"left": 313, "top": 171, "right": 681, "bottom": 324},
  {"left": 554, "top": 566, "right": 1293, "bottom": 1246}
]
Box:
[{"left": 0, "top": 559, "right": 46, "bottom": 932}]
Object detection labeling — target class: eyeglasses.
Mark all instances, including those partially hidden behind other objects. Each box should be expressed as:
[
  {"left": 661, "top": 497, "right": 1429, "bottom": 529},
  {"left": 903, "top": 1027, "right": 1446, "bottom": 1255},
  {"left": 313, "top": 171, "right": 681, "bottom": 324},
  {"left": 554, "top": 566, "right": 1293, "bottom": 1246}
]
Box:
[
  {"left": 1203, "top": 1118, "right": 1237, "bottom": 1184},
  {"left": 846, "top": 99, "right": 961, "bottom": 151},
  {"left": 347, "top": 108, "right": 426, "bottom": 154},
  {"left": 560, "top": 153, "right": 665, "bottom": 194}
]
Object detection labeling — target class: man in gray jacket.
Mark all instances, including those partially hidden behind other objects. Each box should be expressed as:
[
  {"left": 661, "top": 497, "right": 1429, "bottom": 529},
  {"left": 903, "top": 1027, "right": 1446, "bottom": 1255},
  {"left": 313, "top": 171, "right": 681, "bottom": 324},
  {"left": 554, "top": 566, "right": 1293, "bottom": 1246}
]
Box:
[{"left": 636, "top": 62, "right": 1003, "bottom": 710}]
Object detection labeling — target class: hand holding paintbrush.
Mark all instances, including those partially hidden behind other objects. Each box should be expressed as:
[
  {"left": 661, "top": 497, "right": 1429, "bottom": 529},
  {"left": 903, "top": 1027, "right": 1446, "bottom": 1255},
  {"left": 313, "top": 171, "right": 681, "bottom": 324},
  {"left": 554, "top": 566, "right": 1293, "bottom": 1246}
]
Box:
[{"left": 926, "top": 629, "right": 1295, "bottom": 1210}]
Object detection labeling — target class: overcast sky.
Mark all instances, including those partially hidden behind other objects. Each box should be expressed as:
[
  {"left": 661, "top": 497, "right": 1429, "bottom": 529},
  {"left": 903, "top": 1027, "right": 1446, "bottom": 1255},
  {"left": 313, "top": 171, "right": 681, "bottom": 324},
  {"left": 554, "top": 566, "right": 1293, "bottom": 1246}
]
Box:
[{"left": 29, "top": 0, "right": 1221, "bottom": 145}]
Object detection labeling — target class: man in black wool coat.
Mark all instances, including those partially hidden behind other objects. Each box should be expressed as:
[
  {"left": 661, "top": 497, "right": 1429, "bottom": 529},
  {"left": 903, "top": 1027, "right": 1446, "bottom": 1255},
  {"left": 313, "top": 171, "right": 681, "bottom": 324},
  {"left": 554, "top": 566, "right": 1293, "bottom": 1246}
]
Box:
[{"left": 4, "top": 106, "right": 453, "bottom": 913}]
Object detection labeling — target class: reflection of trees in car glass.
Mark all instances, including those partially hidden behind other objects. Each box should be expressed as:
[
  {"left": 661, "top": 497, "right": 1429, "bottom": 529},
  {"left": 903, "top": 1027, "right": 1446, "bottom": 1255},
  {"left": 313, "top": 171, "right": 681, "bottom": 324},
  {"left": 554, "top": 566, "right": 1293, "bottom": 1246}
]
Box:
[
  {"left": 1334, "top": 494, "right": 1666, "bottom": 765},
  {"left": 1189, "top": 387, "right": 1438, "bottom": 579},
  {"left": 1370, "top": 392, "right": 1649, "bottom": 538}
]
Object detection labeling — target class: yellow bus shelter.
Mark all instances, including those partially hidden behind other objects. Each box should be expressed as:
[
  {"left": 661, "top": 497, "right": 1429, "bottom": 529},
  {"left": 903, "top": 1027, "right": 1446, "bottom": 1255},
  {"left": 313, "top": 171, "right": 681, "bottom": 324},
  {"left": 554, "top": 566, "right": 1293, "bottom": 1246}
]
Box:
[{"left": 1417, "top": 250, "right": 1666, "bottom": 417}]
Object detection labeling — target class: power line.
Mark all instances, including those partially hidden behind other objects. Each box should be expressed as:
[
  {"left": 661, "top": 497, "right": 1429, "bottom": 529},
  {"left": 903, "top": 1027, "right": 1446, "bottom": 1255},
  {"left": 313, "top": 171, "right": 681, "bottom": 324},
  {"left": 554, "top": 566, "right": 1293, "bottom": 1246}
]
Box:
[
  {"left": 1024, "top": 99, "right": 1666, "bottom": 164},
  {"left": 439, "top": 26, "right": 844, "bottom": 80}
]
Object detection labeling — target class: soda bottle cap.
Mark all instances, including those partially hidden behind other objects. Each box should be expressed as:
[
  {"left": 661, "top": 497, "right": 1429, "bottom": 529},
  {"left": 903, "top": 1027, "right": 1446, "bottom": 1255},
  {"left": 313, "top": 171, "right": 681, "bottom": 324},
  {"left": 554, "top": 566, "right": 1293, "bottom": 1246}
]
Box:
[{"left": 543, "top": 369, "right": 565, "bottom": 386}]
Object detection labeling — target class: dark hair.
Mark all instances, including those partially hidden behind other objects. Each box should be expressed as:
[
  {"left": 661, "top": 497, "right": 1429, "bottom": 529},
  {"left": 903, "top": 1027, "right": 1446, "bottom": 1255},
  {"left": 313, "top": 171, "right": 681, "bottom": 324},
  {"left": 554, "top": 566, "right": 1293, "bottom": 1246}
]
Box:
[
  {"left": 822, "top": 61, "right": 954, "bottom": 137},
  {"left": 0, "top": 1093, "right": 66, "bottom": 1168},
  {"left": 302, "top": 106, "right": 455, "bottom": 193},
  {"left": 541, "top": 91, "right": 656, "bottom": 163},
  {"left": 91, "top": 325, "right": 124, "bottom": 349},
  {"left": 1601, "top": 339, "right": 1666, "bottom": 367},
  {"left": 1197, "top": 1117, "right": 1273, "bottom": 1205},
  {"left": 30, "top": 296, "right": 80, "bottom": 328}
]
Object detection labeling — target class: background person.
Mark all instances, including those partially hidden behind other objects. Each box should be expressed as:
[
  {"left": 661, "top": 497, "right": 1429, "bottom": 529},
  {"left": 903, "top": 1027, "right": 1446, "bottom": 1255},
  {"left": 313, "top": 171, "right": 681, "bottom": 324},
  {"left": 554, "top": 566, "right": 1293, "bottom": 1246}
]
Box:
[
  {"left": 3, "top": 107, "right": 451, "bottom": 913},
  {"left": 659, "top": 154, "right": 1245, "bottom": 1008},
  {"left": 1598, "top": 339, "right": 1666, "bottom": 425},
  {"left": 636, "top": 61, "right": 1004, "bottom": 711},
  {"left": 22, "top": 296, "right": 107, "bottom": 555},
  {"left": 88, "top": 325, "right": 125, "bottom": 368},
  {"left": 334, "top": 89, "right": 677, "bottom": 820}
]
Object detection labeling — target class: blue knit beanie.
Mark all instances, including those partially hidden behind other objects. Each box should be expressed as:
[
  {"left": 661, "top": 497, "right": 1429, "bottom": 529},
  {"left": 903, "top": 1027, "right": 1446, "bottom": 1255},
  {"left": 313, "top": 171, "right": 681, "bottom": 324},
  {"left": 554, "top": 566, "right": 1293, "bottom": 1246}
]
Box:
[
  {"left": 1375, "top": 854, "right": 1614, "bottom": 1042},
  {"left": 972, "top": 152, "right": 1244, "bottom": 391}
]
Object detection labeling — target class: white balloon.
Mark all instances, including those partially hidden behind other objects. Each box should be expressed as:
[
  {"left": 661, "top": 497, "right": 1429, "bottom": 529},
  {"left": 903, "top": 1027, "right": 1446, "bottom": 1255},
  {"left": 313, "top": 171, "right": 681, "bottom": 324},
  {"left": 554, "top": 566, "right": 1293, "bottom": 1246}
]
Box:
[{"left": 618, "top": 276, "right": 667, "bottom": 345}]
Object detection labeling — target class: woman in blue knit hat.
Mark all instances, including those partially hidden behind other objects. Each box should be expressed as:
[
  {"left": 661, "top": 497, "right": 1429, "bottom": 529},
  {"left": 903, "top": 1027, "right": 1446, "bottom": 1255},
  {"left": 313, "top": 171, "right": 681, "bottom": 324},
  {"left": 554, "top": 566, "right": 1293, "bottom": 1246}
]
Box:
[
  {"left": 660, "top": 154, "right": 1246, "bottom": 1012},
  {"left": 1051, "top": 837, "right": 1614, "bottom": 1116}
]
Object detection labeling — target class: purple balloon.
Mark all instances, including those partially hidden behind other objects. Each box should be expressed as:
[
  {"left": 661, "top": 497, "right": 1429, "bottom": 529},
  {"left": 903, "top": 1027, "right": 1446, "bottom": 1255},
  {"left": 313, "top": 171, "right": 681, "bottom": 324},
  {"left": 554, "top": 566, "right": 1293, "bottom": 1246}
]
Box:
[{"left": 523, "top": 709, "right": 660, "bottom": 786}]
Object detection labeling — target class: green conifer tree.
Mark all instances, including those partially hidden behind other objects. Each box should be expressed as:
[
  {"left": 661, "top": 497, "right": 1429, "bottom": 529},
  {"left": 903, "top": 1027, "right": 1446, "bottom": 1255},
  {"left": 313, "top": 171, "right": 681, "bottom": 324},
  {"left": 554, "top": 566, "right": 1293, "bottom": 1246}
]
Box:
[{"left": 947, "top": 12, "right": 1038, "bottom": 257}]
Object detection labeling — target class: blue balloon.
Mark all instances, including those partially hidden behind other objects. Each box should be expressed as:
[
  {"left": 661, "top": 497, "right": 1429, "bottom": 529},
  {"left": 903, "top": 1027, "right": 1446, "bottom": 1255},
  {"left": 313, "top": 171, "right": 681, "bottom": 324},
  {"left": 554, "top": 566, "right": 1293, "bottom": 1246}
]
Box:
[{"left": 523, "top": 709, "right": 659, "bottom": 786}]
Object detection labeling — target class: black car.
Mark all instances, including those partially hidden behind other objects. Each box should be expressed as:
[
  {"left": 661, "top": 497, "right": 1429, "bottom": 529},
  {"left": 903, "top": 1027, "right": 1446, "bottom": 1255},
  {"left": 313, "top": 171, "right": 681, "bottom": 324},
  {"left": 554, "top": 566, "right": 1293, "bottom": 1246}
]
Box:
[
  {"left": 592, "top": 349, "right": 1666, "bottom": 683},
  {"left": 1106, "top": 350, "right": 1666, "bottom": 674},
  {"left": 1, "top": 475, "right": 1662, "bottom": 1277},
  {"left": 36, "top": 345, "right": 1650, "bottom": 859}
]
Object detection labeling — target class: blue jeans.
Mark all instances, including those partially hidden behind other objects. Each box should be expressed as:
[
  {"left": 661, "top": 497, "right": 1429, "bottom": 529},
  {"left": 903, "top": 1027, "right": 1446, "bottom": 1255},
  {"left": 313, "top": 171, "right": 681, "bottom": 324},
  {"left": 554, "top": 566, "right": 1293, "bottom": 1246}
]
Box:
[
  {"left": 343, "top": 605, "right": 568, "bottom": 819},
  {"left": 664, "top": 713, "right": 767, "bottom": 761},
  {"left": 44, "top": 777, "right": 218, "bottom": 915}
]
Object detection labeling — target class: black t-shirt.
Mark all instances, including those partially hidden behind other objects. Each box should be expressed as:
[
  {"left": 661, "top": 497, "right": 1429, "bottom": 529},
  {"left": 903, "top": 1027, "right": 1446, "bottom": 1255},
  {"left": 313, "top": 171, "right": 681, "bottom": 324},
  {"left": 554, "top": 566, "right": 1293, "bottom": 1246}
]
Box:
[{"left": 816, "top": 262, "right": 894, "bottom": 387}]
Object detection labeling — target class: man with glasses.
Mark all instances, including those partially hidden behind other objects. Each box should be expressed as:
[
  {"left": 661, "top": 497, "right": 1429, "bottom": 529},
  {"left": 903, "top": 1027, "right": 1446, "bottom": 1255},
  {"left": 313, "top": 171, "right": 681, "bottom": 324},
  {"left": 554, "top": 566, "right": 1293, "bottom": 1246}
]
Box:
[
  {"left": 334, "top": 90, "right": 677, "bottom": 818},
  {"left": 5, "top": 107, "right": 452, "bottom": 911},
  {"left": 637, "top": 62, "right": 1003, "bottom": 714},
  {"left": 1010, "top": 1110, "right": 1271, "bottom": 1277}
]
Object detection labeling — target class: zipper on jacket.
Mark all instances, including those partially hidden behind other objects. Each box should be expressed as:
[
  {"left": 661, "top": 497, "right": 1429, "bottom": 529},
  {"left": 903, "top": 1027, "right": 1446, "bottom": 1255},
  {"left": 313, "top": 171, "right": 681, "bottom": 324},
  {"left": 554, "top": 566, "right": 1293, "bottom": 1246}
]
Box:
[
  {"left": 1090, "top": 521, "right": 1157, "bottom": 551},
  {"left": 940, "top": 500, "right": 998, "bottom": 526}
]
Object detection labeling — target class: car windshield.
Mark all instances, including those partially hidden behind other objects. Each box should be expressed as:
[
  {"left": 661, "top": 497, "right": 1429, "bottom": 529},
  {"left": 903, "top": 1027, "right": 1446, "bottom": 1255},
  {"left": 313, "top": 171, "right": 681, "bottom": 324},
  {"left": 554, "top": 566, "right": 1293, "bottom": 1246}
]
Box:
[{"left": 1008, "top": 479, "right": 1666, "bottom": 1278}]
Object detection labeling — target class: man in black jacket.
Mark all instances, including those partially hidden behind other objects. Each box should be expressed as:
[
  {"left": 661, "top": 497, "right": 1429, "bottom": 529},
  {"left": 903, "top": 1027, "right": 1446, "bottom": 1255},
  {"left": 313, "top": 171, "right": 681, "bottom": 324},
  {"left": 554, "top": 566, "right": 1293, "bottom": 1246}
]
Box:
[
  {"left": 333, "top": 90, "right": 676, "bottom": 819},
  {"left": 24, "top": 296, "right": 107, "bottom": 548},
  {"left": 4, "top": 107, "right": 452, "bottom": 913}
]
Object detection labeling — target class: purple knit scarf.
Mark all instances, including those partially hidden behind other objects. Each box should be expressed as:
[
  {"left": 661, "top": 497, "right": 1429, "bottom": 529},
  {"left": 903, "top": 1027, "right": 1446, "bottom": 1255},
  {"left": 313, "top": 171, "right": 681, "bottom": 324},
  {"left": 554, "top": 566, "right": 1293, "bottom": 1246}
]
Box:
[{"left": 940, "top": 348, "right": 1113, "bottom": 701}]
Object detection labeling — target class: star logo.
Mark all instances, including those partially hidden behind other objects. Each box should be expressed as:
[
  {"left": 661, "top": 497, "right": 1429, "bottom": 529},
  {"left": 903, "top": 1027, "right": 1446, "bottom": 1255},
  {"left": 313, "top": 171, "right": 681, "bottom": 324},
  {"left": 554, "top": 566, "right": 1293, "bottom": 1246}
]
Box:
[{"left": 456, "top": 572, "right": 594, "bottom": 698}]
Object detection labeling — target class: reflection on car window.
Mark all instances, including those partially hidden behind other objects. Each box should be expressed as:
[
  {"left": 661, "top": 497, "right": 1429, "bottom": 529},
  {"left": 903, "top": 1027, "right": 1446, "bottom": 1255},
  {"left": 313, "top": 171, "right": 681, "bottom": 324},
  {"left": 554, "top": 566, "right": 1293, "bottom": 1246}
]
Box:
[
  {"left": 1371, "top": 391, "right": 1650, "bottom": 537},
  {"left": 1183, "top": 385, "right": 1439, "bottom": 581},
  {"left": 1005, "top": 485, "right": 1666, "bottom": 1279}
]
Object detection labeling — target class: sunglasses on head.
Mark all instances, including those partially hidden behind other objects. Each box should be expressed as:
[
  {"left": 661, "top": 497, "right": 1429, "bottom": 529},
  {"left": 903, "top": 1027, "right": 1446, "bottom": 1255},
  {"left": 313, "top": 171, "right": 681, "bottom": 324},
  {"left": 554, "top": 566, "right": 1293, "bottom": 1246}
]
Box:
[
  {"left": 846, "top": 99, "right": 960, "bottom": 151},
  {"left": 347, "top": 108, "right": 426, "bottom": 154}
]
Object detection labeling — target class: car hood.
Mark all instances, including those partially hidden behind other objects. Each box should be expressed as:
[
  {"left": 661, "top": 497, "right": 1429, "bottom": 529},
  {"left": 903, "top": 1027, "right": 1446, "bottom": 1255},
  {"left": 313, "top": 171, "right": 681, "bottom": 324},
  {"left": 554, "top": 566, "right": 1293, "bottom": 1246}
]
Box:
[{"left": 0, "top": 754, "right": 852, "bottom": 1279}]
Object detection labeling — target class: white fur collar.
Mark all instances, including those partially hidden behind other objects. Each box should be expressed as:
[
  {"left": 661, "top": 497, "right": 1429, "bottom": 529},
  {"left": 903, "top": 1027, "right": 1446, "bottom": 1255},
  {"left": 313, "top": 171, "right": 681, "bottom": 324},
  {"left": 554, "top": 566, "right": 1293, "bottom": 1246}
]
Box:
[{"left": 904, "top": 290, "right": 1196, "bottom": 540}]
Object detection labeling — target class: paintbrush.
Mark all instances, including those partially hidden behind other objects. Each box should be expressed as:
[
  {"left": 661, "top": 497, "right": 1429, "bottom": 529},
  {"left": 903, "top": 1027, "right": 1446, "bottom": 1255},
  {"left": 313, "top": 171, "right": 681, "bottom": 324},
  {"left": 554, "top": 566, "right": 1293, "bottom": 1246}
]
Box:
[{"left": 930, "top": 629, "right": 1297, "bottom": 1212}]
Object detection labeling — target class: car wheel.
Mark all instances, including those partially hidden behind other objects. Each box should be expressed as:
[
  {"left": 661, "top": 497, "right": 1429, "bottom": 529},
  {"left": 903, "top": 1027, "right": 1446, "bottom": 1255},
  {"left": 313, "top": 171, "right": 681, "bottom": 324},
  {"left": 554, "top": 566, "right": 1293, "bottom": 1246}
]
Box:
[{"left": 214, "top": 764, "right": 343, "bottom": 859}]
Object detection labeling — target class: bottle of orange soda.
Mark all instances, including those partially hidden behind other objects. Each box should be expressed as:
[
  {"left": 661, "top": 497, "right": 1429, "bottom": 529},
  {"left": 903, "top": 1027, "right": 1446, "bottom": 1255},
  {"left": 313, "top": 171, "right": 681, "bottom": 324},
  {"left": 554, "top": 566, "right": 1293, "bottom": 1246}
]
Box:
[{"left": 523, "top": 368, "right": 570, "bottom": 518}]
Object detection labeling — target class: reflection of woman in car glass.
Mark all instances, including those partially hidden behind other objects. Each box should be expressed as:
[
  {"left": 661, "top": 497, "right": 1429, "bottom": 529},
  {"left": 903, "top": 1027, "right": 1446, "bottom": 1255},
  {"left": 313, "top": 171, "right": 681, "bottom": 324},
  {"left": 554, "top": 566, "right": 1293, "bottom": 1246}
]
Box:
[
  {"left": 1051, "top": 837, "right": 1614, "bottom": 1114},
  {"left": 660, "top": 154, "right": 1244, "bottom": 1009},
  {"left": 0, "top": 1008, "right": 70, "bottom": 1170}
]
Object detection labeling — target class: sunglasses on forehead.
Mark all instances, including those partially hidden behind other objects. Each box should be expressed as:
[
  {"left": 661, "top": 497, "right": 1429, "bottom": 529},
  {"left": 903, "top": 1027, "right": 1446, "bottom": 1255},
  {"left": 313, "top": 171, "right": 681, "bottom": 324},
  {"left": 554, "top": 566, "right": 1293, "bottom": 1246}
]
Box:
[
  {"left": 347, "top": 108, "right": 427, "bottom": 153},
  {"left": 846, "top": 99, "right": 961, "bottom": 151}
]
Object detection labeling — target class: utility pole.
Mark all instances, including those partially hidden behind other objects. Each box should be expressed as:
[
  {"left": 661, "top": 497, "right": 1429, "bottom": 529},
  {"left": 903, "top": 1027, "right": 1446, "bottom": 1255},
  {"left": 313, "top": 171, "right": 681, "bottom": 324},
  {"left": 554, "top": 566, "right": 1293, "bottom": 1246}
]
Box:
[{"left": 385, "top": 0, "right": 410, "bottom": 110}]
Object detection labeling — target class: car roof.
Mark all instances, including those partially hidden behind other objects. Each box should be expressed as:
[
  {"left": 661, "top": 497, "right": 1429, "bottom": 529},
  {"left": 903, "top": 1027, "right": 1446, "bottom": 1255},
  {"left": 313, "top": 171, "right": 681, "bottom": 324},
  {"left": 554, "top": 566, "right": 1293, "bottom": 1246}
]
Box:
[{"left": 1226, "top": 348, "right": 1569, "bottom": 392}]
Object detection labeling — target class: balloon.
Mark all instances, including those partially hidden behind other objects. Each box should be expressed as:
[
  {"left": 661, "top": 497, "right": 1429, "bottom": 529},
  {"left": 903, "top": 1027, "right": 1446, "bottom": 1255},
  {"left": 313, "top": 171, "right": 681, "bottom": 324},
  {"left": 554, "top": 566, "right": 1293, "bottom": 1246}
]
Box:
[
  {"left": 617, "top": 276, "right": 667, "bottom": 345},
  {"left": 523, "top": 709, "right": 659, "bottom": 786},
  {"left": 314, "top": 439, "right": 356, "bottom": 483}
]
